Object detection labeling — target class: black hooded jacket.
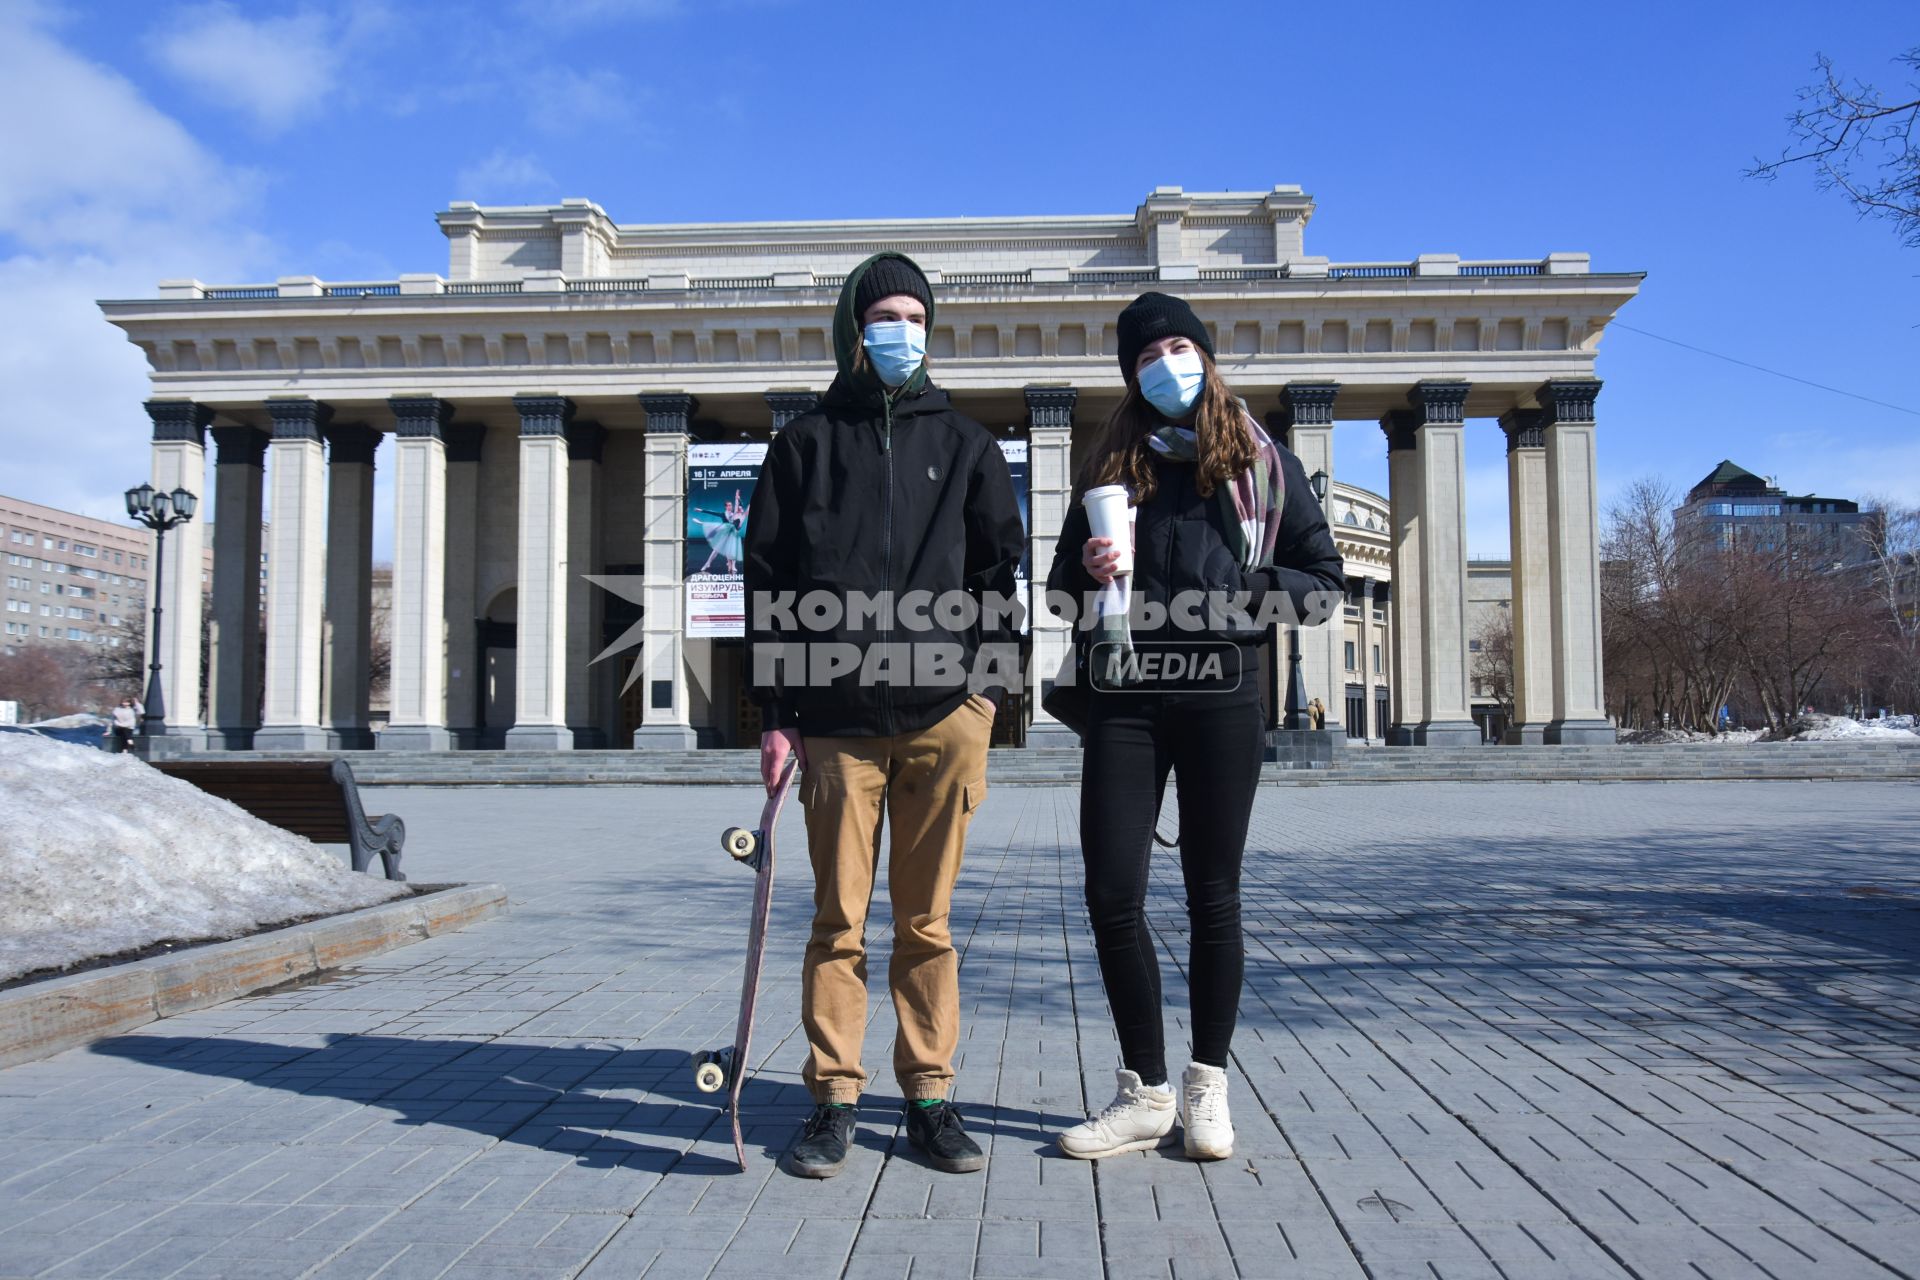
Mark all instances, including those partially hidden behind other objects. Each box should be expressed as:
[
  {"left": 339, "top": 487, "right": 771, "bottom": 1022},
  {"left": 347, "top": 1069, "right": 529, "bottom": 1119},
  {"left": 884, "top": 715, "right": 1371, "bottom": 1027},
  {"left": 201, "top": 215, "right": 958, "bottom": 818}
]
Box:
[{"left": 742, "top": 253, "right": 1027, "bottom": 738}]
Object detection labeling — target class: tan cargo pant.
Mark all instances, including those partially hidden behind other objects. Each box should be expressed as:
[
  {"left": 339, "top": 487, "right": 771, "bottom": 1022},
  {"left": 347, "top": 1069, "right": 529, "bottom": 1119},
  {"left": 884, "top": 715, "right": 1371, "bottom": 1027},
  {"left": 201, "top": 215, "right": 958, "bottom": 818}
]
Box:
[{"left": 798, "top": 694, "right": 995, "bottom": 1103}]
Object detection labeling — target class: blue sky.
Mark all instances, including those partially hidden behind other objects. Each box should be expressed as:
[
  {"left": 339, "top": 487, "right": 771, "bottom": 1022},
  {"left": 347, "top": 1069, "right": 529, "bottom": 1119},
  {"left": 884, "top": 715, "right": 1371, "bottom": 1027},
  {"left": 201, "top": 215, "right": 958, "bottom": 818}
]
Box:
[{"left": 1, "top": 0, "right": 1914, "bottom": 560}]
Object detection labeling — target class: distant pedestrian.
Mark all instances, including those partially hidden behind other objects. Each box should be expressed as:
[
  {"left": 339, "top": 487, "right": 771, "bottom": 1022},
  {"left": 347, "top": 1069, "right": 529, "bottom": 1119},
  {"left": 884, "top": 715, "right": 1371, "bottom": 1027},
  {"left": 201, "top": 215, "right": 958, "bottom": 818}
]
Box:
[
  {"left": 107, "top": 698, "right": 141, "bottom": 753},
  {"left": 1308, "top": 697, "right": 1326, "bottom": 730}
]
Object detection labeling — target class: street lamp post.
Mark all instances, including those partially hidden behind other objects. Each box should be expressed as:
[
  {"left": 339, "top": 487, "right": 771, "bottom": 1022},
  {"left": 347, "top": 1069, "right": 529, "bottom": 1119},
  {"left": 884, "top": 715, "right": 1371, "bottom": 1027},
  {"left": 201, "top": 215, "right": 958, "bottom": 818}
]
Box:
[
  {"left": 1282, "top": 468, "right": 1331, "bottom": 732},
  {"left": 125, "top": 482, "right": 197, "bottom": 742}
]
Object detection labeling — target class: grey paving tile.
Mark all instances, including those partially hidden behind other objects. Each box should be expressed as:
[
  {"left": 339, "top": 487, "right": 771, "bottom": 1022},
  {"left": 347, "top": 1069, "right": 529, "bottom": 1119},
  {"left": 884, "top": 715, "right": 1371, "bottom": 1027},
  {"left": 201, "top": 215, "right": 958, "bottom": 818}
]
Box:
[{"left": 4, "top": 781, "right": 1919, "bottom": 1278}]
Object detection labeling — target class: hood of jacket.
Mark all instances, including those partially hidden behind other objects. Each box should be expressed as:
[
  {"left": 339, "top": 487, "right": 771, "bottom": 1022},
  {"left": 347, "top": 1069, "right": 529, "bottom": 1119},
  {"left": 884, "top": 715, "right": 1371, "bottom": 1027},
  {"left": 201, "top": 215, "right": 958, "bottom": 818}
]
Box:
[{"left": 822, "top": 250, "right": 935, "bottom": 412}]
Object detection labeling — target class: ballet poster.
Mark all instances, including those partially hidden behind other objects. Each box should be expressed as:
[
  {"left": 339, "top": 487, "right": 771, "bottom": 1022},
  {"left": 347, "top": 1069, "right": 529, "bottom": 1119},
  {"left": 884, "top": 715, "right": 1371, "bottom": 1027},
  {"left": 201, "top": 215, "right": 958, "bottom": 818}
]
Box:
[{"left": 686, "top": 440, "right": 766, "bottom": 638}]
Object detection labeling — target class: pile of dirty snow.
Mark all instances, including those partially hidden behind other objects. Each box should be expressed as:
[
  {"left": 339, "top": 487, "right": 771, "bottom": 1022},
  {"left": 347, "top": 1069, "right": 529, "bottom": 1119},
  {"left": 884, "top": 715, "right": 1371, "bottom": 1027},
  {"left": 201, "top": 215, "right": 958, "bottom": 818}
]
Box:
[
  {"left": 28, "top": 713, "right": 108, "bottom": 730},
  {"left": 1620, "top": 726, "right": 1762, "bottom": 745},
  {"left": 1789, "top": 714, "right": 1920, "bottom": 741},
  {"left": 0, "top": 735, "right": 410, "bottom": 984}
]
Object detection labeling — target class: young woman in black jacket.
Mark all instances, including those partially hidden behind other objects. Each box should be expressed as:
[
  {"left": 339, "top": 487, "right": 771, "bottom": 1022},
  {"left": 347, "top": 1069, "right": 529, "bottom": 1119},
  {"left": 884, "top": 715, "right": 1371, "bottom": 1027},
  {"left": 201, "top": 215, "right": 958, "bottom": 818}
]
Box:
[{"left": 1048, "top": 292, "right": 1345, "bottom": 1160}]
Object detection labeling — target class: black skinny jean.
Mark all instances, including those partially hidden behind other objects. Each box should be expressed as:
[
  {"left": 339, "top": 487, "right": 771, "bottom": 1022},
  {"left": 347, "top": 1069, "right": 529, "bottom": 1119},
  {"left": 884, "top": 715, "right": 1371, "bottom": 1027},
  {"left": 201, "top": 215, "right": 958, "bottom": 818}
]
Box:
[{"left": 1079, "top": 678, "right": 1265, "bottom": 1085}]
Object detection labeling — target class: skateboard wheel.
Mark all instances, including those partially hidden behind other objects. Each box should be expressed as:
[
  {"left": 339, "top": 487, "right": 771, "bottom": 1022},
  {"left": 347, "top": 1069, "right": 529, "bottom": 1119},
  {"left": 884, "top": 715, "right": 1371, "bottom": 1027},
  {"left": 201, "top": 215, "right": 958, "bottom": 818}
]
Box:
[
  {"left": 722, "top": 826, "right": 758, "bottom": 861},
  {"left": 694, "top": 1059, "right": 727, "bottom": 1093}
]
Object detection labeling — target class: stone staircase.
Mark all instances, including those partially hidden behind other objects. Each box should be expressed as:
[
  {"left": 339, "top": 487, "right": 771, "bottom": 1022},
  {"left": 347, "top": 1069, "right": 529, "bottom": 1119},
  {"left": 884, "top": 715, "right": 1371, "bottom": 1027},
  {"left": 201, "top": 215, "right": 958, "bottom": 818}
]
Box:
[{"left": 180, "top": 740, "right": 1920, "bottom": 787}]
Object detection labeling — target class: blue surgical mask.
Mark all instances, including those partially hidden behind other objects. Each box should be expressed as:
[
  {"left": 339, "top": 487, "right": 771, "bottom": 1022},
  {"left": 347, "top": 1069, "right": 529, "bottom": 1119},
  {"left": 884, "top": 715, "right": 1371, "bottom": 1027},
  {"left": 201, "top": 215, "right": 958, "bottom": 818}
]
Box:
[
  {"left": 863, "top": 320, "right": 927, "bottom": 387},
  {"left": 1137, "top": 349, "right": 1205, "bottom": 418}
]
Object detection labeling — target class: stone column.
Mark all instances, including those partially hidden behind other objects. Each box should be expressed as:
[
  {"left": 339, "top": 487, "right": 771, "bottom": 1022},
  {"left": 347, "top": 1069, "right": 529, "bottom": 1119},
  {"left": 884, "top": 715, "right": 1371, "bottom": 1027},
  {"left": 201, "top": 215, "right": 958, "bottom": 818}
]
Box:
[
  {"left": 321, "top": 423, "right": 378, "bottom": 749},
  {"left": 507, "top": 395, "right": 574, "bottom": 750},
  {"left": 207, "top": 424, "right": 265, "bottom": 750},
  {"left": 633, "top": 393, "right": 699, "bottom": 748},
  {"left": 143, "top": 402, "right": 211, "bottom": 751},
  {"left": 442, "top": 423, "right": 486, "bottom": 747},
  {"left": 1024, "top": 386, "right": 1077, "bottom": 745},
  {"left": 379, "top": 398, "right": 454, "bottom": 751},
  {"left": 1277, "top": 382, "right": 1342, "bottom": 742},
  {"left": 1540, "top": 379, "right": 1614, "bottom": 743},
  {"left": 256, "top": 398, "right": 331, "bottom": 751},
  {"left": 1500, "top": 408, "right": 1553, "bottom": 744},
  {"left": 1380, "top": 412, "right": 1423, "bottom": 744},
  {"left": 1359, "top": 577, "right": 1378, "bottom": 740},
  {"left": 565, "top": 420, "right": 607, "bottom": 747},
  {"left": 766, "top": 392, "right": 818, "bottom": 432},
  {"left": 1406, "top": 381, "right": 1479, "bottom": 745}
]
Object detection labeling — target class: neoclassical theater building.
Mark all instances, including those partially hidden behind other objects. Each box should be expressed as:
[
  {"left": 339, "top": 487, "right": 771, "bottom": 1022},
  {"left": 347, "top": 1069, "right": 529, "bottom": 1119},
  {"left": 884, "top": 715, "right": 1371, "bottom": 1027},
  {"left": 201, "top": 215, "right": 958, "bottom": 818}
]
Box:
[{"left": 100, "top": 185, "right": 1640, "bottom": 752}]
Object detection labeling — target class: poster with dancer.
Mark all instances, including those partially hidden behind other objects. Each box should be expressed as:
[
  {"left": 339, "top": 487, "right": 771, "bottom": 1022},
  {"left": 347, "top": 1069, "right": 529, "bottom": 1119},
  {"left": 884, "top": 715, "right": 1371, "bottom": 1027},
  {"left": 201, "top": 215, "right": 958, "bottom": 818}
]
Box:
[
  {"left": 998, "top": 438, "right": 1030, "bottom": 632},
  {"left": 686, "top": 440, "right": 766, "bottom": 638}
]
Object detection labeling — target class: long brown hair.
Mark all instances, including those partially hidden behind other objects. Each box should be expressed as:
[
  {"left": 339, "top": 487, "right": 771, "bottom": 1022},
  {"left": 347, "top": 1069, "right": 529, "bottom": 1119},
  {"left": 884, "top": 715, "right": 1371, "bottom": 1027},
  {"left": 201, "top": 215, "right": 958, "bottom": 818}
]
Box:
[{"left": 1082, "top": 348, "right": 1255, "bottom": 502}]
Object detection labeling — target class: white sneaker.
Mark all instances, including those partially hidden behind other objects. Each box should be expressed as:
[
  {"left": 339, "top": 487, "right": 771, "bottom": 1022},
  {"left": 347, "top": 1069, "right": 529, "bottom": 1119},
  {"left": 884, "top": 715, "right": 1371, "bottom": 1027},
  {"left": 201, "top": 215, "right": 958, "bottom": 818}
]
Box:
[
  {"left": 1057, "top": 1068, "right": 1177, "bottom": 1159},
  {"left": 1180, "top": 1062, "right": 1233, "bottom": 1160}
]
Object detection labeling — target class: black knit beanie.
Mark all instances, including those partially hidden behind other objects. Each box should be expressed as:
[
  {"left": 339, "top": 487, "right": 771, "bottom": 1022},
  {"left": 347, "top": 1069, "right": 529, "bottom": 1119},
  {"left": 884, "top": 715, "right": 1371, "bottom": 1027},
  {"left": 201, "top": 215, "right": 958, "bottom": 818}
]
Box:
[
  {"left": 853, "top": 255, "right": 933, "bottom": 319},
  {"left": 1116, "top": 291, "right": 1214, "bottom": 379}
]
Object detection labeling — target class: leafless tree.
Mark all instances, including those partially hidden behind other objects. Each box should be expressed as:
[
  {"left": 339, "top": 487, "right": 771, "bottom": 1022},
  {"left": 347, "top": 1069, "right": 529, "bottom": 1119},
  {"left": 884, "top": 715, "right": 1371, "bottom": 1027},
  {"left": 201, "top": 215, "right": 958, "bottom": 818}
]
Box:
[
  {"left": 1602, "top": 477, "right": 1746, "bottom": 733},
  {"left": 1748, "top": 48, "right": 1920, "bottom": 248},
  {"left": 1471, "top": 608, "right": 1515, "bottom": 723},
  {"left": 1856, "top": 495, "right": 1920, "bottom": 712},
  {"left": 0, "top": 646, "right": 95, "bottom": 721}
]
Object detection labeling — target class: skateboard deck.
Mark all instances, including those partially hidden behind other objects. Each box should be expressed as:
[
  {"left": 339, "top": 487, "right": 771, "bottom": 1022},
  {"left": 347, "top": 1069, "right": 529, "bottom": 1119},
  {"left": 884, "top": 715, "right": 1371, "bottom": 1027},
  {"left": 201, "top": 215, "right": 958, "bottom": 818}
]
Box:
[{"left": 691, "top": 756, "right": 798, "bottom": 1170}]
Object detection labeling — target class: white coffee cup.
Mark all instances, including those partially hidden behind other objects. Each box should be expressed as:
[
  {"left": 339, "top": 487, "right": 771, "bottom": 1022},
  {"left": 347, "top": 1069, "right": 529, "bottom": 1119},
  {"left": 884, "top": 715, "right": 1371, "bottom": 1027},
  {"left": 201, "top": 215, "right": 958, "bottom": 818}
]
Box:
[{"left": 1083, "top": 484, "right": 1134, "bottom": 576}]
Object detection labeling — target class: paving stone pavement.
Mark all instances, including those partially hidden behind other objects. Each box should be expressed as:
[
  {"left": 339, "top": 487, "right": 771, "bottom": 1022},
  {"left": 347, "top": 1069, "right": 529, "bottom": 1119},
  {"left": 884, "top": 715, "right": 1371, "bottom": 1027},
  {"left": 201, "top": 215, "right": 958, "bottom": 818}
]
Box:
[{"left": 2, "top": 780, "right": 1917, "bottom": 1280}]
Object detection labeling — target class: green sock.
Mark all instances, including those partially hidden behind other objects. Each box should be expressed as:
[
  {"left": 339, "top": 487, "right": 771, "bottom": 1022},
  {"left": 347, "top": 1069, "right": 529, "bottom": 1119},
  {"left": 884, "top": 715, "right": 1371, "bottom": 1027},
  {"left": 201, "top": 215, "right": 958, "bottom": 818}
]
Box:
[
  {"left": 912, "top": 1098, "right": 944, "bottom": 1108},
  {"left": 826, "top": 1102, "right": 854, "bottom": 1109}
]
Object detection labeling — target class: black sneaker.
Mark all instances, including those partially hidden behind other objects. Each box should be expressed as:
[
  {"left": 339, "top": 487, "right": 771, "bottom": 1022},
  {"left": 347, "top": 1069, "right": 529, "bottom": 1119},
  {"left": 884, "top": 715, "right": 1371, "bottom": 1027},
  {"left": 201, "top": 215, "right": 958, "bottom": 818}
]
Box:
[
  {"left": 904, "top": 1100, "right": 986, "bottom": 1174},
  {"left": 782, "top": 1104, "right": 856, "bottom": 1179}
]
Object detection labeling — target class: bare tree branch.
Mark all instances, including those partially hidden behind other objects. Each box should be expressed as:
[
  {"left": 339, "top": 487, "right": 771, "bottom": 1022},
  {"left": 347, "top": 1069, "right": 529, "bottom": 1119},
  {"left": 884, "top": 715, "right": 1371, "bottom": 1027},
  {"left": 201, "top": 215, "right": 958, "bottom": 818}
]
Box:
[{"left": 1747, "top": 48, "right": 1920, "bottom": 249}]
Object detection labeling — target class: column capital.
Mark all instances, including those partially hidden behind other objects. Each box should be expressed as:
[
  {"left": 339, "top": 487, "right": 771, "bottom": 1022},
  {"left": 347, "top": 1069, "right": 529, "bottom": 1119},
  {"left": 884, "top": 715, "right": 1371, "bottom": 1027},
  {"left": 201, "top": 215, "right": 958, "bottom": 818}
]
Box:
[
  {"left": 1539, "top": 378, "right": 1602, "bottom": 426},
  {"left": 444, "top": 423, "right": 486, "bottom": 463},
  {"left": 1361, "top": 577, "right": 1377, "bottom": 600},
  {"left": 513, "top": 394, "right": 576, "bottom": 436},
  {"left": 1024, "top": 385, "right": 1078, "bottom": 431},
  {"left": 765, "top": 391, "right": 819, "bottom": 431},
  {"left": 388, "top": 396, "right": 454, "bottom": 439},
  {"left": 324, "top": 423, "right": 381, "bottom": 466},
  {"left": 1406, "top": 380, "right": 1470, "bottom": 427},
  {"left": 1276, "top": 381, "right": 1340, "bottom": 430},
  {"left": 145, "top": 400, "right": 212, "bottom": 446},
  {"left": 265, "top": 397, "right": 332, "bottom": 440},
  {"left": 1379, "top": 410, "right": 1420, "bottom": 452},
  {"left": 1498, "top": 408, "right": 1548, "bottom": 452},
  {"left": 566, "top": 420, "right": 607, "bottom": 463},
  {"left": 209, "top": 425, "right": 267, "bottom": 468},
  {"left": 639, "top": 392, "right": 698, "bottom": 436}
]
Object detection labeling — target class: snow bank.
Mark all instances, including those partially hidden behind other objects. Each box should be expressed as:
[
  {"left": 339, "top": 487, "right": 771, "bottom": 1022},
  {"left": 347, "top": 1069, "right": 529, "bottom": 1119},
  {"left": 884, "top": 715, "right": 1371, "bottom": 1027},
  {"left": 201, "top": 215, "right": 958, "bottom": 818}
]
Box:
[
  {"left": 1619, "top": 727, "right": 1762, "bottom": 745},
  {"left": 0, "top": 735, "right": 409, "bottom": 984},
  {"left": 27, "top": 713, "right": 107, "bottom": 730},
  {"left": 1790, "top": 714, "right": 1920, "bottom": 741}
]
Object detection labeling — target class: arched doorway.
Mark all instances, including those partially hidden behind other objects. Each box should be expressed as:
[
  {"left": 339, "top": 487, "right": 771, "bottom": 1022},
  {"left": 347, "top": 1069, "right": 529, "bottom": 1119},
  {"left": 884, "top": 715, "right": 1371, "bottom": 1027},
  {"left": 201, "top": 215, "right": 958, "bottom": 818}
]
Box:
[{"left": 480, "top": 587, "right": 516, "bottom": 746}]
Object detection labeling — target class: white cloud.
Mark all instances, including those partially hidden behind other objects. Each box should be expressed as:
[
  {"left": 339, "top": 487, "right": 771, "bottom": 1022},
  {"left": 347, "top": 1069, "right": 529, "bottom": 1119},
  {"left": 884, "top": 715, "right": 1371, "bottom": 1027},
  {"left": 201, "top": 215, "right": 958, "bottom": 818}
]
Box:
[
  {"left": 0, "top": 4, "right": 272, "bottom": 518},
  {"left": 453, "top": 148, "right": 557, "bottom": 203},
  {"left": 149, "top": 1, "right": 391, "bottom": 135}
]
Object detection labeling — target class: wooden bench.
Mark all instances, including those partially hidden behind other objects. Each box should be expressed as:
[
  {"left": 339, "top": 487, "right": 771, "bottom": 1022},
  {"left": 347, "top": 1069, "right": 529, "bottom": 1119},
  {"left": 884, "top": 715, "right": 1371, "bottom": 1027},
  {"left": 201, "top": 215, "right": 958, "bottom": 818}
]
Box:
[{"left": 150, "top": 759, "right": 406, "bottom": 881}]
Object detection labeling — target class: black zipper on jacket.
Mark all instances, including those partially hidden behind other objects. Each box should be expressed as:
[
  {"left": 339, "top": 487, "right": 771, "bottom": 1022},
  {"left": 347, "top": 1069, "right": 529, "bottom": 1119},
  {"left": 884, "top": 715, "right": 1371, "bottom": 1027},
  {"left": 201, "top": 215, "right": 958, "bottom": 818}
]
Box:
[{"left": 880, "top": 394, "right": 895, "bottom": 737}]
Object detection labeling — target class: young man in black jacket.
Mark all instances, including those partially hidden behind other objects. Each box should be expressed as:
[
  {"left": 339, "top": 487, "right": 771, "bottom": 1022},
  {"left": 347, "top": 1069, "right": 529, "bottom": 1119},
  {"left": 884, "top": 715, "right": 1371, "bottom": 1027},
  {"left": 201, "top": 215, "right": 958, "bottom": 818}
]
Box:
[{"left": 743, "top": 251, "right": 1026, "bottom": 1178}]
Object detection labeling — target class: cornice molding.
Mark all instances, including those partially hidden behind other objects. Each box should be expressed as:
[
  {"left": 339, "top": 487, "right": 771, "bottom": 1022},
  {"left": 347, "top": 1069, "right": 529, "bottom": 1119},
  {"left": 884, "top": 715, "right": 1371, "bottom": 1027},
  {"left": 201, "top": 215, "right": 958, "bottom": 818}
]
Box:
[
  {"left": 639, "top": 392, "right": 698, "bottom": 436},
  {"left": 513, "top": 394, "right": 575, "bottom": 437},
  {"left": 1539, "top": 378, "right": 1602, "bottom": 426},
  {"left": 1024, "top": 386, "right": 1078, "bottom": 431},
  {"left": 265, "top": 397, "right": 331, "bottom": 441},
  {"left": 324, "top": 422, "right": 381, "bottom": 466},
  {"left": 389, "top": 396, "right": 454, "bottom": 440},
  {"left": 146, "top": 400, "right": 212, "bottom": 446}
]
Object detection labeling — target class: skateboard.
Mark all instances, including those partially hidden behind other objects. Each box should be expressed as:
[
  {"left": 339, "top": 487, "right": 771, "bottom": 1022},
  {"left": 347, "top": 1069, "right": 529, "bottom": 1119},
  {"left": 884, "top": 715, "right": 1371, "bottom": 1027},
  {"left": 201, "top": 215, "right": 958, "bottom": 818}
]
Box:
[{"left": 691, "top": 756, "right": 798, "bottom": 1170}]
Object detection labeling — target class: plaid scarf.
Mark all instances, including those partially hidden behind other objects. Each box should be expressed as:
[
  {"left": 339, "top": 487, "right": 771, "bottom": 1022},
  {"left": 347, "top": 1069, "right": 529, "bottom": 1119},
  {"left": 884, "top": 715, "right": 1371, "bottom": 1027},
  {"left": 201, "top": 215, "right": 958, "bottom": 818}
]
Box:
[{"left": 1091, "top": 413, "right": 1287, "bottom": 685}]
